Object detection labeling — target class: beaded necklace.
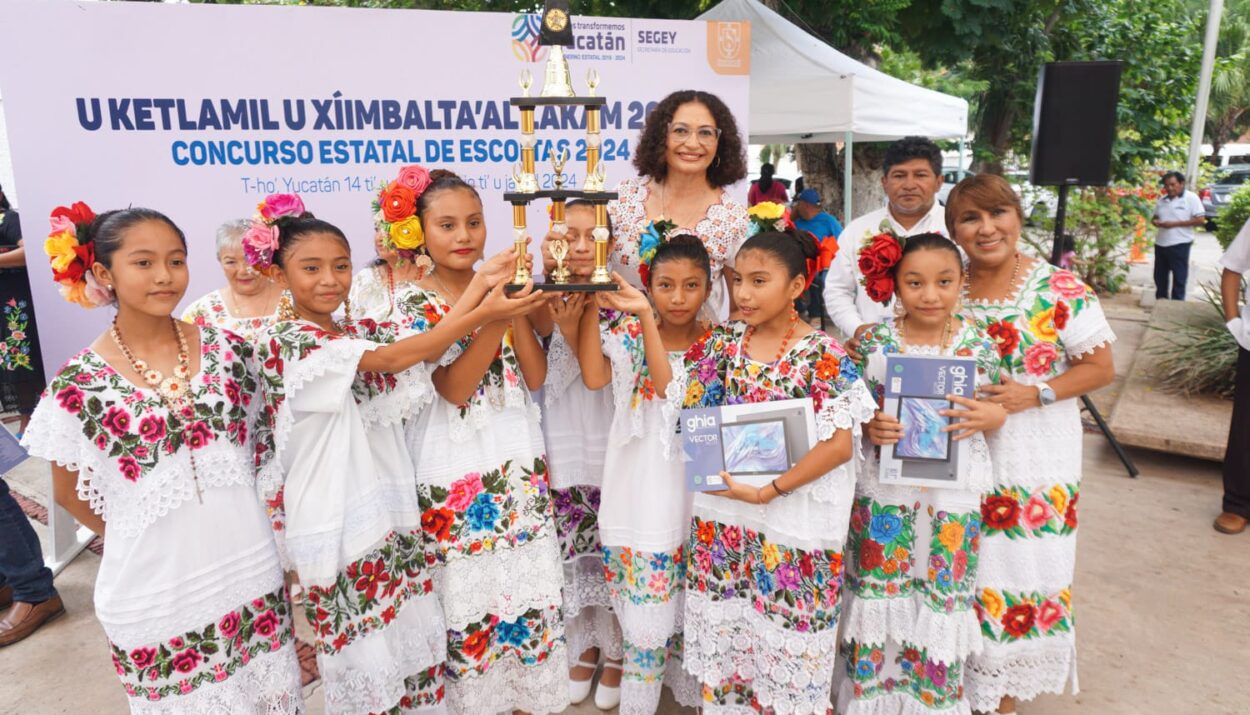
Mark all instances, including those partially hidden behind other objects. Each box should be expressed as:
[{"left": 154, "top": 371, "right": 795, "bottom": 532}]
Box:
[{"left": 742, "top": 309, "right": 800, "bottom": 363}]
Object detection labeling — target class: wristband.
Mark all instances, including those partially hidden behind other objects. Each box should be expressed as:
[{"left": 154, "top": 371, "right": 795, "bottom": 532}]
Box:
[{"left": 771, "top": 478, "right": 794, "bottom": 498}]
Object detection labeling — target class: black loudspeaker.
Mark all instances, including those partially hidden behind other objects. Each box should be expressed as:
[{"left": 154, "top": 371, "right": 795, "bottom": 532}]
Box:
[{"left": 1029, "top": 61, "right": 1123, "bottom": 186}]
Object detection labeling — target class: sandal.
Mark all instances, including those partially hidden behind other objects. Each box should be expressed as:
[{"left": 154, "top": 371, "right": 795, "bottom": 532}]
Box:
[
  {"left": 594, "top": 659, "right": 622, "bottom": 710},
  {"left": 569, "top": 655, "right": 599, "bottom": 705}
]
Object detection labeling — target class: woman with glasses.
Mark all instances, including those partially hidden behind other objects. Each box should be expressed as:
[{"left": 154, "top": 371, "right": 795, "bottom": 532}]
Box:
[
  {"left": 181, "top": 218, "right": 283, "bottom": 342},
  {"left": 607, "top": 89, "right": 749, "bottom": 321}
]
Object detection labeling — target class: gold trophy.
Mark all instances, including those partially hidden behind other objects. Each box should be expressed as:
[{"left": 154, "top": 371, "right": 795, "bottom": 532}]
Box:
[{"left": 504, "top": 0, "right": 618, "bottom": 293}]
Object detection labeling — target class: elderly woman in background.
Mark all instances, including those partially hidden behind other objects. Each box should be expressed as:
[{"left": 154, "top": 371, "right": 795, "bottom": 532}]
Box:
[
  {"left": 181, "top": 218, "right": 281, "bottom": 341},
  {"left": 608, "top": 89, "right": 749, "bottom": 320},
  {"left": 946, "top": 174, "right": 1115, "bottom": 715}
]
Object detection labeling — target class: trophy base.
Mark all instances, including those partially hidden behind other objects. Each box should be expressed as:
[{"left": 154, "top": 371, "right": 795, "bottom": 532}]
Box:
[
  {"left": 505, "top": 190, "right": 619, "bottom": 203},
  {"left": 511, "top": 96, "right": 608, "bottom": 108},
  {"left": 504, "top": 281, "right": 619, "bottom": 293}
]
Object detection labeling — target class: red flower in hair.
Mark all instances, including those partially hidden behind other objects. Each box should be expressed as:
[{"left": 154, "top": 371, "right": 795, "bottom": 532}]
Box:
[
  {"left": 857, "top": 232, "right": 905, "bottom": 304},
  {"left": 50, "top": 202, "right": 96, "bottom": 227}
]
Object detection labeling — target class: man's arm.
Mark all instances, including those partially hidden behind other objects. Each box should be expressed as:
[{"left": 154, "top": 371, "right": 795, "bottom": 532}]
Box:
[{"left": 1223, "top": 269, "right": 1243, "bottom": 322}]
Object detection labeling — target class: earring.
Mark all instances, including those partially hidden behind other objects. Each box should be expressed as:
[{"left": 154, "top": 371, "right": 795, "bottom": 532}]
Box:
[
  {"left": 893, "top": 300, "right": 907, "bottom": 318},
  {"left": 714, "top": 154, "right": 722, "bottom": 168},
  {"left": 277, "top": 291, "right": 298, "bottom": 321},
  {"left": 343, "top": 297, "right": 354, "bottom": 325}
]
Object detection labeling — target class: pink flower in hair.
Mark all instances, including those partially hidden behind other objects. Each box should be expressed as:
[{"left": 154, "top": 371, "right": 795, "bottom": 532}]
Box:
[
  {"left": 258, "top": 193, "right": 305, "bottom": 222},
  {"left": 49, "top": 215, "right": 77, "bottom": 237},
  {"left": 82, "top": 273, "right": 113, "bottom": 307},
  {"left": 395, "top": 165, "right": 432, "bottom": 196},
  {"left": 242, "top": 222, "right": 280, "bottom": 270}
]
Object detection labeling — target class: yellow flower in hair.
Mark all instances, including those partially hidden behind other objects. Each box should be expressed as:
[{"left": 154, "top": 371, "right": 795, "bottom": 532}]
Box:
[
  {"left": 748, "top": 201, "right": 785, "bottom": 221},
  {"left": 1028, "top": 307, "right": 1059, "bottom": 343},
  {"left": 389, "top": 216, "right": 425, "bottom": 250},
  {"left": 58, "top": 278, "right": 93, "bottom": 308},
  {"left": 45, "top": 232, "right": 79, "bottom": 272}
]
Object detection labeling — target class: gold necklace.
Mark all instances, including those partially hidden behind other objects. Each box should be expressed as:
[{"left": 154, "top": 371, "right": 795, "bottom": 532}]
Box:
[
  {"left": 110, "top": 317, "right": 203, "bottom": 502},
  {"left": 898, "top": 313, "right": 953, "bottom": 352},
  {"left": 967, "top": 252, "right": 1021, "bottom": 300}
]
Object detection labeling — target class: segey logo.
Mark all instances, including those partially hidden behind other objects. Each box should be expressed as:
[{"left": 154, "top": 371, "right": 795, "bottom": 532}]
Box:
[
  {"left": 705, "top": 20, "right": 750, "bottom": 75},
  {"left": 511, "top": 14, "right": 548, "bottom": 63},
  {"left": 717, "top": 22, "right": 741, "bottom": 61}
]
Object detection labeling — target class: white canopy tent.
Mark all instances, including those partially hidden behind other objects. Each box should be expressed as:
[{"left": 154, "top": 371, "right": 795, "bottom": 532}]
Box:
[{"left": 698, "top": 0, "right": 970, "bottom": 218}]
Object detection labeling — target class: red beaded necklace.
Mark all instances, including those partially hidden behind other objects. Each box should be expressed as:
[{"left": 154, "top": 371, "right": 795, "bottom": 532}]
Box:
[{"left": 742, "top": 310, "right": 800, "bottom": 363}]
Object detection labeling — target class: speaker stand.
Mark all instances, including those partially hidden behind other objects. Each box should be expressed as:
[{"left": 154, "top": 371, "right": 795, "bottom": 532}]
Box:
[{"left": 1049, "top": 184, "right": 1140, "bottom": 478}]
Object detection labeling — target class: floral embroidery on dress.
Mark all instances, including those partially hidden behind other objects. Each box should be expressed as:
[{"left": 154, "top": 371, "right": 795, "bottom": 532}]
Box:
[
  {"left": 602, "top": 545, "right": 686, "bottom": 607},
  {"left": 418, "top": 458, "right": 552, "bottom": 561},
  {"left": 181, "top": 290, "right": 275, "bottom": 344},
  {"left": 975, "top": 587, "right": 1073, "bottom": 643},
  {"left": 446, "top": 607, "right": 562, "bottom": 677},
  {"left": 110, "top": 587, "right": 294, "bottom": 702},
  {"left": 847, "top": 499, "right": 919, "bottom": 600},
  {"left": 844, "top": 640, "right": 966, "bottom": 709},
  {"left": 552, "top": 485, "right": 602, "bottom": 562},
  {"left": 923, "top": 507, "right": 981, "bottom": 615},
  {"left": 962, "top": 264, "right": 1106, "bottom": 378},
  {"left": 48, "top": 327, "right": 254, "bottom": 482},
  {"left": 981, "top": 483, "right": 1078, "bottom": 538},
  {"left": 303, "top": 531, "right": 433, "bottom": 655},
  {"left": 2, "top": 298, "right": 33, "bottom": 371}
]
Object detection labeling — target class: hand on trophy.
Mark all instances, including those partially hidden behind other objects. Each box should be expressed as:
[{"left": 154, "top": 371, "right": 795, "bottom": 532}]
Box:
[
  {"left": 480, "top": 277, "right": 546, "bottom": 323},
  {"left": 595, "top": 272, "right": 651, "bottom": 316},
  {"left": 480, "top": 243, "right": 533, "bottom": 289},
  {"left": 548, "top": 292, "right": 587, "bottom": 336}
]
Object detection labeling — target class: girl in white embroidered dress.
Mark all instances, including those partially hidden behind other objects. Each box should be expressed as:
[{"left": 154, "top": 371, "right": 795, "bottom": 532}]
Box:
[
  {"left": 250, "top": 203, "right": 544, "bottom": 715},
  {"left": 574, "top": 235, "right": 716, "bottom": 714},
  {"left": 838, "top": 234, "right": 1008, "bottom": 715},
  {"left": 534, "top": 201, "right": 624, "bottom": 708},
  {"left": 180, "top": 218, "right": 281, "bottom": 342},
  {"left": 945, "top": 175, "right": 1115, "bottom": 715},
  {"left": 608, "top": 90, "right": 749, "bottom": 321},
  {"left": 350, "top": 230, "right": 428, "bottom": 324},
  {"left": 394, "top": 170, "right": 570, "bottom": 715},
  {"left": 23, "top": 206, "right": 305, "bottom": 714},
  {"left": 666, "top": 230, "right": 877, "bottom": 714}
]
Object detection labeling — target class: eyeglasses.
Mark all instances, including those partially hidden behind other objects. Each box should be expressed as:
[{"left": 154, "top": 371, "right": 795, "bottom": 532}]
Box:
[{"left": 668, "top": 123, "right": 721, "bottom": 145}]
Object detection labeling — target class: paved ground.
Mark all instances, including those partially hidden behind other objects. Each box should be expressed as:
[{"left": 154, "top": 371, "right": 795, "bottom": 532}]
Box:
[{"left": 2, "top": 233, "right": 1244, "bottom": 714}]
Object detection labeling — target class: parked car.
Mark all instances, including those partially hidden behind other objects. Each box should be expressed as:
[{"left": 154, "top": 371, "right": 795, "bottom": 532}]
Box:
[
  {"left": 1004, "top": 170, "right": 1058, "bottom": 226},
  {"left": 1201, "top": 168, "right": 1250, "bottom": 230},
  {"left": 937, "top": 168, "right": 972, "bottom": 205}
]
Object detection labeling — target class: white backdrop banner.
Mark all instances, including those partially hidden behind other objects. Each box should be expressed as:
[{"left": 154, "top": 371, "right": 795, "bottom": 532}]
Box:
[{"left": 0, "top": 0, "right": 750, "bottom": 375}]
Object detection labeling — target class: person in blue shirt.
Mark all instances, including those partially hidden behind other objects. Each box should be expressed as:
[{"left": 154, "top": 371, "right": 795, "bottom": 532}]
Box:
[{"left": 792, "top": 188, "right": 842, "bottom": 325}]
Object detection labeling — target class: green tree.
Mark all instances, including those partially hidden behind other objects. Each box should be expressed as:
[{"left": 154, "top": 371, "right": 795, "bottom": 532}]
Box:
[{"left": 1206, "top": 2, "right": 1250, "bottom": 162}]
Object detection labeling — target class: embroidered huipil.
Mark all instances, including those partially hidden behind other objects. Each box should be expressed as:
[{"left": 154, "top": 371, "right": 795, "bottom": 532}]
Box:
[
  {"left": 836, "top": 319, "right": 1000, "bottom": 715},
  {"left": 181, "top": 289, "right": 276, "bottom": 344},
  {"left": 958, "top": 264, "right": 1115, "bottom": 711},
  {"left": 397, "top": 289, "right": 568, "bottom": 715},
  {"left": 668, "top": 323, "right": 876, "bottom": 714},
  {"left": 349, "top": 265, "right": 420, "bottom": 325},
  {"left": 595, "top": 309, "right": 701, "bottom": 714},
  {"left": 21, "top": 326, "right": 304, "bottom": 714},
  {"left": 255, "top": 319, "right": 446, "bottom": 715},
  {"left": 607, "top": 177, "right": 749, "bottom": 321},
  {"left": 541, "top": 325, "right": 623, "bottom": 666}
]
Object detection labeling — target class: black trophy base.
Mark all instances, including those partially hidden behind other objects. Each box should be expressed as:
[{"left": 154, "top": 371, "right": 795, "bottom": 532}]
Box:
[{"left": 505, "top": 281, "right": 619, "bottom": 293}]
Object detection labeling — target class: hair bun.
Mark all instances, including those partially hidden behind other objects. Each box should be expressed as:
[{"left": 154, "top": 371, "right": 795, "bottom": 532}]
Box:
[
  {"left": 789, "top": 227, "right": 819, "bottom": 260},
  {"left": 428, "top": 169, "right": 461, "bottom": 183}
]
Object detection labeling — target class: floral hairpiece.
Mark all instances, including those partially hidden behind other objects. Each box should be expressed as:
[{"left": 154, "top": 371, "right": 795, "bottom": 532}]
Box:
[
  {"left": 637, "top": 217, "right": 677, "bottom": 285},
  {"left": 45, "top": 201, "right": 111, "bottom": 308},
  {"left": 242, "top": 193, "right": 306, "bottom": 270},
  {"left": 858, "top": 221, "right": 906, "bottom": 304},
  {"left": 745, "top": 201, "right": 795, "bottom": 236},
  {"left": 372, "top": 165, "right": 433, "bottom": 270}
]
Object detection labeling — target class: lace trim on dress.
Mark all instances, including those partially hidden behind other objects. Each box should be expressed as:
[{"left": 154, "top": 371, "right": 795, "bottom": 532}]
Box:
[
  {"left": 356, "top": 365, "right": 434, "bottom": 431},
  {"left": 1063, "top": 329, "right": 1117, "bottom": 360},
  {"left": 320, "top": 594, "right": 448, "bottom": 715},
  {"left": 839, "top": 594, "right": 918, "bottom": 654},
  {"left": 565, "top": 606, "right": 624, "bottom": 662},
  {"left": 284, "top": 485, "right": 419, "bottom": 582},
  {"left": 564, "top": 554, "right": 614, "bottom": 617},
  {"left": 614, "top": 595, "right": 685, "bottom": 651},
  {"left": 445, "top": 641, "right": 570, "bottom": 715},
  {"left": 965, "top": 643, "right": 1077, "bottom": 712},
  {"left": 256, "top": 337, "right": 379, "bottom": 502},
  {"left": 543, "top": 328, "right": 583, "bottom": 407},
  {"left": 128, "top": 641, "right": 304, "bottom": 715},
  {"left": 433, "top": 533, "right": 565, "bottom": 629},
  {"left": 684, "top": 591, "right": 840, "bottom": 715},
  {"left": 913, "top": 604, "right": 984, "bottom": 666},
  {"left": 21, "top": 406, "right": 257, "bottom": 539},
  {"left": 835, "top": 677, "right": 974, "bottom": 715}
]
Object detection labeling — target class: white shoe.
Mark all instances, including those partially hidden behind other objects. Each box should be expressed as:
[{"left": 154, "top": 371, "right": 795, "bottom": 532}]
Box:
[
  {"left": 593, "top": 660, "right": 622, "bottom": 710},
  {"left": 569, "top": 657, "right": 598, "bottom": 705}
]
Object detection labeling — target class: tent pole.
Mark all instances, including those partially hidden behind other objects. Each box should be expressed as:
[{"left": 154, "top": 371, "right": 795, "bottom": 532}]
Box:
[
  {"left": 958, "top": 137, "right": 967, "bottom": 173},
  {"left": 843, "top": 131, "right": 853, "bottom": 224}
]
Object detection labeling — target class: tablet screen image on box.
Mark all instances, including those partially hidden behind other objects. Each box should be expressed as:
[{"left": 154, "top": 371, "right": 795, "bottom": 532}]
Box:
[
  {"left": 681, "top": 398, "right": 817, "bottom": 491},
  {"left": 879, "top": 354, "right": 977, "bottom": 489}
]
